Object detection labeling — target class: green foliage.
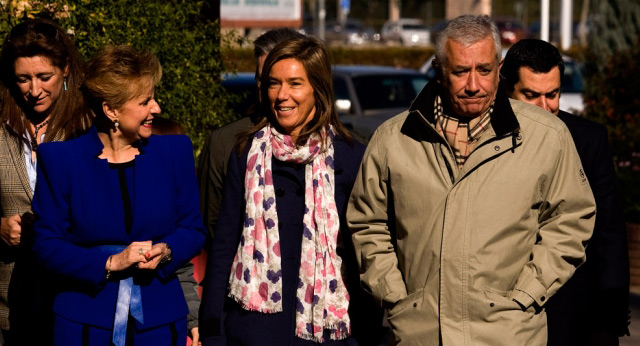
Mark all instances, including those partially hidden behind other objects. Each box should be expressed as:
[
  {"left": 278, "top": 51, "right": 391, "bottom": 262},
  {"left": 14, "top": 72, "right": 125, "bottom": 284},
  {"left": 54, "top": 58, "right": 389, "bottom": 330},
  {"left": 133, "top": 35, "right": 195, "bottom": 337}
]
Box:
[
  {"left": 0, "top": 0, "right": 239, "bottom": 156},
  {"left": 584, "top": 0, "right": 640, "bottom": 221},
  {"left": 588, "top": 0, "right": 640, "bottom": 68}
]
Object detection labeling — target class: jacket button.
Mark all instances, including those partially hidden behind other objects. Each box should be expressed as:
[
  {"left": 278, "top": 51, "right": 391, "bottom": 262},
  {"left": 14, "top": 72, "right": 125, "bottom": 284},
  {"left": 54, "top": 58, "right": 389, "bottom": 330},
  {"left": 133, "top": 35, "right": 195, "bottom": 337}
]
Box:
[
  {"left": 490, "top": 303, "right": 495, "bottom": 307},
  {"left": 494, "top": 145, "right": 500, "bottom": 151},
  {"left": 413, "top": 303, "right": 417, "bottom": 308},
  {"left": 276, "top": 188, "right": 285, "bottom": 197},
  {"left": 540, "top": 296, "right": 545, "bottom": 302}
]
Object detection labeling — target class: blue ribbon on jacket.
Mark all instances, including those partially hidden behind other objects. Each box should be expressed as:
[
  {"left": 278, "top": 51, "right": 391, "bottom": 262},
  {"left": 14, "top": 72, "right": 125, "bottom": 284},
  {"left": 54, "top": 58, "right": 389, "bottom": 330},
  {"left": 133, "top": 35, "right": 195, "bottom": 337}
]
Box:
[{"left": 98, "top": 245, "right": 145, "bottom": 346}]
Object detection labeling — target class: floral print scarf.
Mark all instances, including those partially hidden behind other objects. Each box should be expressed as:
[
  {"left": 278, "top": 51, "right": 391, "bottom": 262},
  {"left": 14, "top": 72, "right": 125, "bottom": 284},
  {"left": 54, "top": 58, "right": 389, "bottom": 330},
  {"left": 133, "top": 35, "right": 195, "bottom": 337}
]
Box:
[{"left": 228, "top": 124, "right": 351, "bottom": 342}]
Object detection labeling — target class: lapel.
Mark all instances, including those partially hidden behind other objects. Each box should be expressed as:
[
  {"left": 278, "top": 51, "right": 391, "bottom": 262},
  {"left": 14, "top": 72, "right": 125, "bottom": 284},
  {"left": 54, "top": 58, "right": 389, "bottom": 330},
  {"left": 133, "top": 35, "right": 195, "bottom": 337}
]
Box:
[
  {"left": 84, "top": 127, "right": 155, "bottom": 240},
  {"left": 4, "top": 124, "right": 33, "bottom": 201},
  {"left": 84, "top": 127, "right": 125, "bottom": 236},
  {"left": 455, "top": 90, "right": 522, "bottom": 182}
]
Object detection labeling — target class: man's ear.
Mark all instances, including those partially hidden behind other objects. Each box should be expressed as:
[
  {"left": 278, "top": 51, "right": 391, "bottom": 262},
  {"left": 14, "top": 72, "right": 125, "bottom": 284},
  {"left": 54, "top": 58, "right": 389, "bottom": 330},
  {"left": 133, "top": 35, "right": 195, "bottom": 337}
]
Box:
[
  {"left": 433, "top": 59, "right": 443, "bottom": 83},
  {"left": 102, "top": 101, "right": 118, "bottom": 120}
]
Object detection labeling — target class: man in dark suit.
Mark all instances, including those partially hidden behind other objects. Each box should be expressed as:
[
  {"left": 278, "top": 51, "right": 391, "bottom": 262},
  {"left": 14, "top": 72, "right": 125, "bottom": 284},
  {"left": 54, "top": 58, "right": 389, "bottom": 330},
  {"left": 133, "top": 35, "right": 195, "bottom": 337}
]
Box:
[{"left": 501, "top": 38, "right": 630, "bottom": 346}]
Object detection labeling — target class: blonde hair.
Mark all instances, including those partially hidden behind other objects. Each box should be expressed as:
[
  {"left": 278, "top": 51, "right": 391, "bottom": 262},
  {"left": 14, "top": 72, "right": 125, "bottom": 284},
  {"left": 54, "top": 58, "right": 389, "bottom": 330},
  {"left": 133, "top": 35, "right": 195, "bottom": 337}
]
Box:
[{"left": 83, "top": 45, "right": 162, "bottom": 130}]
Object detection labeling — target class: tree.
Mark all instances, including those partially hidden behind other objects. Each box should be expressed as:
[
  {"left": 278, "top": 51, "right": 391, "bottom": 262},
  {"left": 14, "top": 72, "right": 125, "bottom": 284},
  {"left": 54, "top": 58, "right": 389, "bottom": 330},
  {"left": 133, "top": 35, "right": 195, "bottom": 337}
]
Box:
[
  {"left": 0, "top": 0, "right": 238, "bottom": 155},
  {"left": 583, "top": 0, "right": 640, "bottom": 220}
]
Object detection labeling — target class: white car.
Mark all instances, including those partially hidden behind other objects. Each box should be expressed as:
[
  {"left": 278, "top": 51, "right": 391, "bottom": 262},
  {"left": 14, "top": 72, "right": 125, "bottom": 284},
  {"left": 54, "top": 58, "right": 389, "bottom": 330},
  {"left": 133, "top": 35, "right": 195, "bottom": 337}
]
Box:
[
  {"left": 419, "top": 50, "right": 585, "bottom": 115},
  {"left": 381, "top": 19, "right": 430, "bottom": 47}
]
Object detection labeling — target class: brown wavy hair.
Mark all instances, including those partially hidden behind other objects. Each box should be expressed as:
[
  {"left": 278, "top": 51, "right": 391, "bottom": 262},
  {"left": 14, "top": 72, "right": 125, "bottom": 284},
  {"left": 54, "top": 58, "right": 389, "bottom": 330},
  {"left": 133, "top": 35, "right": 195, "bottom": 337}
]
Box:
[
  {"left": 237, "top": 36, "right": 352, "bottom": 153},
  {"left": 0, "top": 19, "right": 91, "bottom": 141}
]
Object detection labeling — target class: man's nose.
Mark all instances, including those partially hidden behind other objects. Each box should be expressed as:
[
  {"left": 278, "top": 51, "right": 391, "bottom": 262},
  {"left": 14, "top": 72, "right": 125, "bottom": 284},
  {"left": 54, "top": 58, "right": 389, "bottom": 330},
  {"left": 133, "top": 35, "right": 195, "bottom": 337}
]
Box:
[
  {"left": 538, "top": 97, "right": 551, "bottom": 113},
  {"left": 465, "top": 72, "right": 479, "bottom": 94}
]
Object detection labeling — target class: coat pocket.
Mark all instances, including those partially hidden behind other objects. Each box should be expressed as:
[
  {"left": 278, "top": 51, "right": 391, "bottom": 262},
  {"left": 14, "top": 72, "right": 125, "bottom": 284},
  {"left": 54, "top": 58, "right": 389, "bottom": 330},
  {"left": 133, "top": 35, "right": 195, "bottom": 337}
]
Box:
[
  {"left": 482, "top": 287, "right": 535, "bottom": 318},
  {"left": 386, "top": 288, "right": 429, "bottom": 344},
  {"left": 470, "top": 287, "right": 546, "bottom": 345},
  {"left": 388, "top": 288, "right": 424, "bottom": 317}
]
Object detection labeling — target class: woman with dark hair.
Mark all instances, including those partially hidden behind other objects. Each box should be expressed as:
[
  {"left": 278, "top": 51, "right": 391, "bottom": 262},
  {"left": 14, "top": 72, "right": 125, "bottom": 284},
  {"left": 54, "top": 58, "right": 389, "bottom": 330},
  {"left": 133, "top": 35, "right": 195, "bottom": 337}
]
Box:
[
  {"left": 199, "top": 36, "right": 365, "bottom": 346},
  {"left": 32, "top": 45, "right": 205, "bottom": 346},
  {"left": 0, "top": 18, "right": 91, "bottom": 343}
]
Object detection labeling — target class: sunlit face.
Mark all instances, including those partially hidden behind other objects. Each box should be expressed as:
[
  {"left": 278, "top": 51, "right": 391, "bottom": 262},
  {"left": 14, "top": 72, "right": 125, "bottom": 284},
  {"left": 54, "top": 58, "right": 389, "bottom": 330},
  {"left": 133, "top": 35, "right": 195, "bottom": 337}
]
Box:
[
  {"left": 268, "top": 58, "right": 316, "bottom": 138},
  {"left": 510, "top": 66, "right": 561, "bottom": 115},
  {"left": 111, "top": 87, "right": 161, "bottom": 142},
  {"left": 439, "top": 37, "right": 501, "bottom": 118},
  {"left": 14, "top": 56, "right": 68, "bottom": 115}
]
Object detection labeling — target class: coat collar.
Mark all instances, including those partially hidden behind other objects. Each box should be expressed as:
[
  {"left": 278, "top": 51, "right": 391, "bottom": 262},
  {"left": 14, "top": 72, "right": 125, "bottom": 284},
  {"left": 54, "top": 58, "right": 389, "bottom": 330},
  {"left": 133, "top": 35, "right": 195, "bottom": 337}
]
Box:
[
  {"left": 408, "top": 79, "right": 520, "bottom": 137},
  {"left": 84, "top": 125, "right": 149, "bottom": 158}
]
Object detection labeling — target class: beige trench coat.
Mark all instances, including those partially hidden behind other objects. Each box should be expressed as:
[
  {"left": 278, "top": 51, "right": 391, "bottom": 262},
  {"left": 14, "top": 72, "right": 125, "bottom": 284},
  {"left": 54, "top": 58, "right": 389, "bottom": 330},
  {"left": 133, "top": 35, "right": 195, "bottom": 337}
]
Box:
[{"left": 347, "top": 83, "right": 596, "bottom": 346}]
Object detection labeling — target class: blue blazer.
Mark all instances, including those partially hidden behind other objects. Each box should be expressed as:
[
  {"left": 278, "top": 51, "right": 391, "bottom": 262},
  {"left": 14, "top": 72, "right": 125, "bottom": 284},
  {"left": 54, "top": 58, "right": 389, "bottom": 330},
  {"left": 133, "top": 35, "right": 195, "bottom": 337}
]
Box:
[
  {"left": 199, "top": 136, "right": 374, "bottom": 346},
  {"left": 32, "top": 126, "right": 206, "bottom": 329}
]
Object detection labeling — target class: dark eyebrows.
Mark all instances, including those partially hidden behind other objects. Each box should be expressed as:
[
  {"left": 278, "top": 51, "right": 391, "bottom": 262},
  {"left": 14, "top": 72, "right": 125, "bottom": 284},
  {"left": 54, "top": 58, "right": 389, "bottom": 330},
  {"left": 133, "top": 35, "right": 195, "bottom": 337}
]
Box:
[
  {"left": 520, "top": 88, "right": 541, "bottom": 96},
  {"left": 520, "top": 88, "right": 560, "bottom": 97},
  {"left": 15, "top": 71, "right": 55, "bottom": 78},
  {"left": 545, "top": 88, "right": 560, "bottom": 96}
]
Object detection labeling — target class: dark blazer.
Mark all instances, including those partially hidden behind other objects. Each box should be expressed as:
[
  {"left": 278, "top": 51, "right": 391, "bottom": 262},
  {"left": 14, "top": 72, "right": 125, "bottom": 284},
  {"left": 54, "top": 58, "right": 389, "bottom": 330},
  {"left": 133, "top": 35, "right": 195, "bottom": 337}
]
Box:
[
  {"left": 199, "top": 136, "right": 375, "bottom": 346},
  {"left": 546, "top": 111, "right": 630, "bottom": 345},
  {"left": 198, "top": 116, "right": 254, "bottom": 240},
  {"left": 32, "top": 126, "right": 206, "bottom": 330}
]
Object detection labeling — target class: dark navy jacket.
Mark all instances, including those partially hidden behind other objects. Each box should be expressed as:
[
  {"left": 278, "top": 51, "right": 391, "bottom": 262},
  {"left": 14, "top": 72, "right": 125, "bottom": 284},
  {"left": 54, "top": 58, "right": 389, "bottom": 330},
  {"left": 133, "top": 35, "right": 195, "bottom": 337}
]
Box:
[
  {"left": 32, "top": 126, "right": 206, "bottom": 329},
  {"left": 200, "top": 137, "right": 368, "bottom": 346},
  {"left": 546, "top": 111, "right": 630, "bottom": 345}
]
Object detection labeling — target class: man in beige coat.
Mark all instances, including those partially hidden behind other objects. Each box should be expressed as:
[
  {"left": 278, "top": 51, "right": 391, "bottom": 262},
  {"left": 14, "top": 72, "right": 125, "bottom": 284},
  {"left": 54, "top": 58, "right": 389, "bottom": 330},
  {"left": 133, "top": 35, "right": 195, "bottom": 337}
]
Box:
[{"left": 347, "top": 15, "right": 596, "bottom": 346}]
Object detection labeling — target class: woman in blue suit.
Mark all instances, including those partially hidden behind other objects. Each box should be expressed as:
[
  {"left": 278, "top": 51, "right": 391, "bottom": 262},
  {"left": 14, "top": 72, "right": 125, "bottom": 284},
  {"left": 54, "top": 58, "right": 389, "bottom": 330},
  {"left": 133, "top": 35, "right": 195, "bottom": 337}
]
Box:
[
  {"left": 32, "top": 45, "right": 205, "bottom": 346},
  {"left": 199, "top": 37, "right": 366, "bottom": 346}
]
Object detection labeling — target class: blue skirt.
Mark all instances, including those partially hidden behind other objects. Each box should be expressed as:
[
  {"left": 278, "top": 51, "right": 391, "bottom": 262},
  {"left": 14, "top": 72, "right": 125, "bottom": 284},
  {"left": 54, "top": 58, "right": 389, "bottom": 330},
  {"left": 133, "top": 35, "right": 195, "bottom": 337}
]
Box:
[{"left": 53, "top": 314, "right": 187, "bottom": 346}]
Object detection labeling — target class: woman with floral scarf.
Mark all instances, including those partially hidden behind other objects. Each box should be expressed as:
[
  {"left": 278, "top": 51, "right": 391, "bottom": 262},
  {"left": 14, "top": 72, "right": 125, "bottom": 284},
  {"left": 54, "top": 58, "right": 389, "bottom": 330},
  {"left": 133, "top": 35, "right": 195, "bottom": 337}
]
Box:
[{"left": 199, "top": 36, "right": 366, "bottom": 346}]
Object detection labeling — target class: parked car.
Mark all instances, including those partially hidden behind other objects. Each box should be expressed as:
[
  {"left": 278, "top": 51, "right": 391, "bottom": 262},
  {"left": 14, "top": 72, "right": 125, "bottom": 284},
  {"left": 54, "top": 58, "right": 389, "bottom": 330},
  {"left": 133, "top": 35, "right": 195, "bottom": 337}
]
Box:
[
  {"left": 418, "top": 50, "right": 584, "bottom": 114},
  {"left": 221, "top": 72, "right": 257, "bottom": 116},
  {"left": 324, "top": 19, "right": 379, "bottom": 45},
  {"left": 381, "top": 18, "right": 431, "bottom": 47},
  {"left": 494, "top": 17, "right": 528, "bottom": 46},
  {"left": 222, "top": 66, "right": 430, "bottom": 138},
  {"left": 333, "top": 65, "right": 429, "bottom": 137},
  {"left": 558, "top": 56, "right": 585, "bottom": 114}
]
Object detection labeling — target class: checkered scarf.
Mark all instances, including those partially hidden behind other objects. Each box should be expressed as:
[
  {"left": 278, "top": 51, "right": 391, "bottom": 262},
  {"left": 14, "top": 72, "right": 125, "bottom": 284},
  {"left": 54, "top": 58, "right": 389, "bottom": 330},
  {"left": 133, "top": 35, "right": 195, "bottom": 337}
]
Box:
[{"left": 433, "top": 96, "right": 493, "bottom": 168}]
